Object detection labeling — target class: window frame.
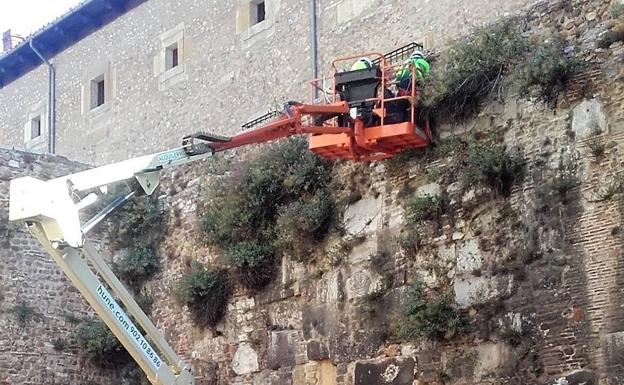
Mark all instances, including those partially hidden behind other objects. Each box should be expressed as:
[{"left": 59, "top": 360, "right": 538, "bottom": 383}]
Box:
[
  {"left": 24, "top": 102, "right": 47, "bottom": 150},
  {"left": 156, "top": 23, "right": 187, "bottom": 90}
]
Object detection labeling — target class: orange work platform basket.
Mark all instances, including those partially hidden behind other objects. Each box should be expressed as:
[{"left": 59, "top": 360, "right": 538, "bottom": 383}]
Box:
[
  {"left": 309, "top": 122, "right": 429, "bottom": 161},
  {"left": 306, "top": 43, "right": 432, "bottom": 161}
]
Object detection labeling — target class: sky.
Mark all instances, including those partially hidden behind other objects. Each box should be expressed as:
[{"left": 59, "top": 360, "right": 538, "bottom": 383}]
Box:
[{"left": 0, "top": 0, "right": 83, "bottom": 38}]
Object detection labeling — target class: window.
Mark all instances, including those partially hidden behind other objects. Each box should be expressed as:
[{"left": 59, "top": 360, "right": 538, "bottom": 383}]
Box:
[
  {"left": 24, "top": 103, "right": 46, "bottom": 149},
  {"left": 157, "top": 23, "right": 186, "bottom": 90},
  {"left": 90, "top": 75, "right": 106, "bottom": 110},
  {"left": 237, "top": 0, "right": 274, "bottom": 44},
  {"left": 30, "top": 115, "right": 41, "bottom": 139},
  {"left": 252, "top": 1, "right": 266, "bottom": 25},
  {"left": 165, "top": 42, "right": 179, "bottom": 71}
]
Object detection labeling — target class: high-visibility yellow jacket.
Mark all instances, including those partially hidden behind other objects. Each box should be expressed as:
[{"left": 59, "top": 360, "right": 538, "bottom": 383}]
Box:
[{"left": 396, "top": 58, "right": 431, "bottom": 86}]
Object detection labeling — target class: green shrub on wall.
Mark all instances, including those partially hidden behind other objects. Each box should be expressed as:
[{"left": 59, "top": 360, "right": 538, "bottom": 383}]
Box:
[
  {"left": 405, "top": 195, "right": 448, "bottom": 225},
  {"left": 200, "top": 137, "right": 334, "bottom": 292},
  {"left": 201, "top": 138, "right": 331, "bottom": 247},
  {"left": 109, "top": 195, "right": 166, "bottom": 250},
  {"left": 107, "top": 194, "right": 165, "bottom": 293},
  {"left": 10, "top": 300, "right": 41, "bottom": 327},
  {"left": 225, "top": 241, "right": 276, "bottom": 291},
  {"left": 398, "top": 283, "right": 470, "bottom": 341},
  {"left": 513, "top": 38, "right": 582, "bottom": 106},
  {"left": 423, "top": 19, "right": 527, "bottom": 121},
  {"left": 113, "top": 246, "right": 160, "bottom": 291},
  {"left": 423, "top": 19, "right": 583, "bottom": 124},
  {"left": 175, "top": 263, "right": 232, "bottom": 327},
  {"left": 275, "top": 192, "right": 333, "bottom": 262},
  {"left": 73, "top": 320, "right": 129, "bottom": 367},
  {"left": 462, "top": 141, "right": 525, "bottom": 196}
]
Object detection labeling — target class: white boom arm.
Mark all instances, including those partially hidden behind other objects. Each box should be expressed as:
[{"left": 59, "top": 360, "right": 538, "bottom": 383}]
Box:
[{"left": 8, "top": 142, "right": 215, "bottom": 385}]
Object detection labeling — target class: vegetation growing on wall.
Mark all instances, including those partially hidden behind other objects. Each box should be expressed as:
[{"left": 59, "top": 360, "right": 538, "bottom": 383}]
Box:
[
  {"left": 462, "top": 140, "right": 525, "bottom": 196},
  {"left": 112, "top": 246, "right": 160, "bottom": 291},
  {"left": 109, "top": 195, "right": 166, "bottom": 250},
  {"left": 586, "top": 134, "right": 607, "bottom": 158},
  {"left": 175, "top": 262, "right": 232, "bottom": 327},
  {"left": 108, "top": 194, "right": 166, "bottom": 293},
  {"left": 405, "top": 195, "right": 448, "bottom": 225},
  {"left": 10, "top": 300, "right": 40, "bottom": 327},
  {"left": 397, "top": 283, "right": 469, "bottom": 341},
  {"left": 434, "top": 134, "right": 524, "bottom": 195},
  {"left": 73, "top": 320, "right": 129, "bottom": 367},
  {"left": 423, "top": 19, "right": 581, "bottom": 123},
  {"left": 275, "top": 191, "right": 333, "bottom": 262},
  {"left": 225, "top": 241, "right": 276, "bottom": 291},
  {"left": 423, "top": 19, "right": 527, "bottom": 121},
  {"left": 52, "top": 337, "right": 68, "bottom": 352},
  {"left": 512, "top": 38, "right": 582, "bottom": 106},
  {"left": 72, "top": 319, "right": 145, "bottom": 384},
  {"left": 611, "top": 2, "right": 624, "bottom": 18},
  {"left": 200, "top": 138, "right": 333, "bottom": 291}
]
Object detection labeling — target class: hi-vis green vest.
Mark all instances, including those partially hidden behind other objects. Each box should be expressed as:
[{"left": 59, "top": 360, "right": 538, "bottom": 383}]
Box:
[{"left": 396, "top": 58, "right": 431, "bottom": 84}]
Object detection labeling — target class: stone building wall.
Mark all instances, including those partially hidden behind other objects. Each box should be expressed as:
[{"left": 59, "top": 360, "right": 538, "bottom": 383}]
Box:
[
  {"left": 0, "top": 149, "right": 124, "bottom": 385},
  {"left": 0, "top": 0, "right": 534, "bottom": 165}
]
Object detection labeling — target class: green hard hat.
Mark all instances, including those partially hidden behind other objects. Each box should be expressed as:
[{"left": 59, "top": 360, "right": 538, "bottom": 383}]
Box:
[{"left": 351, "top": 58, "right": 373, "bottom": 71}]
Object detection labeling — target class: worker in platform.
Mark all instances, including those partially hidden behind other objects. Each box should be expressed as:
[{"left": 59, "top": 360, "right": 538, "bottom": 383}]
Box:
[
  {"left": 350, "top": 57, "right": 374, "bottom": 71},
  {"left": 385, "top": 49, "right": 430, "bottom": 124},
  {"left": 395, "top": 49, "right": 430, "bottom": 94}
]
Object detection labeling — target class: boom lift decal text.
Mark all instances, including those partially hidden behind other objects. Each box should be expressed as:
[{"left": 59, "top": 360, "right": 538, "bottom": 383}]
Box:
[{"left": 97, "top": 285, "right": 163, "bottom": 369}]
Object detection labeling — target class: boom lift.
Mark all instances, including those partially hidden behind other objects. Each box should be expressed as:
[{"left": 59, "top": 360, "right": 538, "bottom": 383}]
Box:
[{"left": 8, "top": 44, "right": 430, "bottom": 385}]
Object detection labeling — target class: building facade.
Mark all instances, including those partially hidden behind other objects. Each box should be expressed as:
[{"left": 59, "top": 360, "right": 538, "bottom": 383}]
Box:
[{"left": 0, "top": 0, "right": 534, "bottom": 165}]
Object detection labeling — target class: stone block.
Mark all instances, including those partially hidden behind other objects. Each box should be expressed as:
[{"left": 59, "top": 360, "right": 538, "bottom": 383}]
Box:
[
  {"left": 416, "top": 183, "right": 442, "bottom": 198},
  {"left": 571, "top": 98, "right": 607, "bottom": 139},
  {"left": 550, "top": 370, "right": 597, "bottom": 385},
  {"left": 345, "top": 268, "right": 381, "bottom": 300},
  {"left": 454, "top": 276, "right": 500, "bottom": 308},
  {"left": 456, "top": 239, "right": 483, "bottom": 274},
  {"left": 317, "top": 360, "right": 338, "bottom": 385},
  {"left": 313, "top": 270, "right": 344, "bottom": 304},
  {"left": 0, "top": 168, "right": 12, "bottom": 182},
  {"left": 353, "top": 357, "right": 415, "bottom": 385},
  {"left": 231, "top": 342, "right": 259, "bottom": 375},
  {"left": 443, "top": 343, "right": 513, "bottom": 382},
  {"left": 437, "top": 243, "right": 456, "bottom": 262},
  {"left": 348, "top": 237, "right": 378, "bottom": 265},
  {"left": 268, "top": 330, "right": 297, "bottom": 370},
  {"left": 472, "top": 343, "right": 514, "bottom": 381},
  {"left": 605, "top": 331, "right": 624, "bottom": 367},
  {"left": 307, "top": 340, "right": 330, "bottom": 361},
  {"left": 343, "top": 195, "right": 382, "bottom": 236}
]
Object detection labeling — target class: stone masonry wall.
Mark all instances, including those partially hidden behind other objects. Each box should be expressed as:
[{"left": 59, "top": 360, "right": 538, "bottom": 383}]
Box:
[
  {"left": 147, "top": 70, "right": 624, "bottom": 384},
  {"left": 0, "top": 0, "right": 533, "bottom": 165},
  {"left": 142, "top": 2, "right": 624, "bottom": 385},
  {"left": 0, "top": 149, "right": 125, "bottom": 385}
]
